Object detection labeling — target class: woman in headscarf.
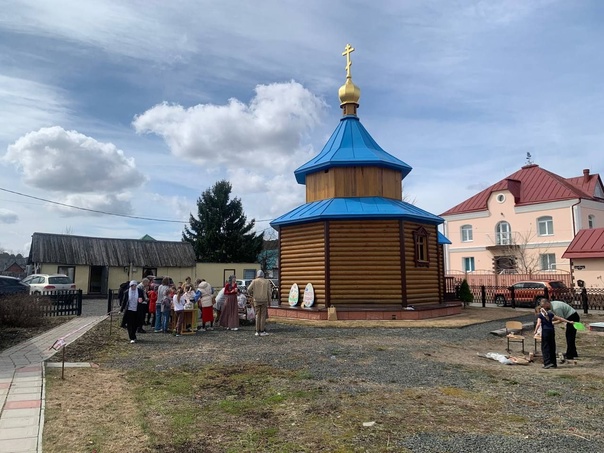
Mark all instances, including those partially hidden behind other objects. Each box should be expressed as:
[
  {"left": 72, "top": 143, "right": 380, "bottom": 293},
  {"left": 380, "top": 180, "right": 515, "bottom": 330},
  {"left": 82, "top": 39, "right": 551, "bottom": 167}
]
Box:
[
  {"left": 197, "top": 279, "right": 214, "bottom": 331},
  {"left": 120, "top": 280, "right": 145, "bottom": 343},
  {"left": 218, "top": 275, "right": 239, "bottom": 331}
]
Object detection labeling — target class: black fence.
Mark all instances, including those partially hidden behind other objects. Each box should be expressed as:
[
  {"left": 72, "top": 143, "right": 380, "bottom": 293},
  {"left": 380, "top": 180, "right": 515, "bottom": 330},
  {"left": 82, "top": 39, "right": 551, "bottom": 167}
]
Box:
[
  {"left": 463, "top": 285, "right": 604, "bottom": 311},
  {"left": 38, "top": 289, "right": 83, "bottom": 317}
]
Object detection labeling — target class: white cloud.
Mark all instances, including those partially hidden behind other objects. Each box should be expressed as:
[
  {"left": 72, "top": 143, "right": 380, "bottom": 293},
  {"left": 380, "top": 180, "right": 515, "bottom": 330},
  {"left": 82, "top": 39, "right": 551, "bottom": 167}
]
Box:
[
  {"left": 3, "top": 126, "right": 146, "bottom": 193},
  {"left": 51, "top": 193, "right": 133, "bottom": 217},
  {"left": 0, "top": 209, "right": 18, "bottom": 224},
  {"left": 133, "top": 81, "right": 326, "bottom": 170}
]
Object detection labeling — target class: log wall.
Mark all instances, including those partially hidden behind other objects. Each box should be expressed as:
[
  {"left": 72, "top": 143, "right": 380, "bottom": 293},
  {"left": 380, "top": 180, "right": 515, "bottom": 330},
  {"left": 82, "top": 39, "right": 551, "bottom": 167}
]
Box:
[
  {"left": 278, "top": 219, "right": 444, "bottom": 307},
  {"left": 328, "top": 220, "right": 402, "bottom": 304},
  {"left": 279, "top": 223, "right": 326, "bottom": 306},
  {"left": 305, "top": 167, "right": 402, "bottom": 202},
  {"left": 403, "top": 222, "right": 441, "bottom": 305}
]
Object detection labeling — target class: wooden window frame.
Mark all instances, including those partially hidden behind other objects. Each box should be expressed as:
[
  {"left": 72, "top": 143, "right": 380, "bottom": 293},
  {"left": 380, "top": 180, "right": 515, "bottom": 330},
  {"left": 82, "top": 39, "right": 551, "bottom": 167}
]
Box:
[{"left": 413, "top": 226, "right": 430, "bottom": 268}]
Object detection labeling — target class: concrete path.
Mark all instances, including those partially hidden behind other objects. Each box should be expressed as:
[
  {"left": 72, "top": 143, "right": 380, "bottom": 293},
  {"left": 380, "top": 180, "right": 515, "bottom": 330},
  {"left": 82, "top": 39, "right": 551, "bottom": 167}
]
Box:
[{"left": 0, "top": 316, "right": 107, "bottom": 453}]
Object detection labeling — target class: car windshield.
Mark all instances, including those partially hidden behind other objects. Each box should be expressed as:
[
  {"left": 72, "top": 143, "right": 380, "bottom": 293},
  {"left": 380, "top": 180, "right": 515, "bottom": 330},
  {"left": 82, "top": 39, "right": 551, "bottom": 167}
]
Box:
[
  {"left": 49, "top": 276, "right": 72, "bottom": 284},
  {"left": 549, "top": 281, "right": 567, "bottom": 289}
]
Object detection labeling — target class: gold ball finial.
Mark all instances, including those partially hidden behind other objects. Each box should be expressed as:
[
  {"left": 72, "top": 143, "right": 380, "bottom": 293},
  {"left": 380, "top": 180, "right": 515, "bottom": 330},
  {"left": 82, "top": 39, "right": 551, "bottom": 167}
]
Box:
[{"left": 338, "top": 43, "right": 360, "bottom": 114}]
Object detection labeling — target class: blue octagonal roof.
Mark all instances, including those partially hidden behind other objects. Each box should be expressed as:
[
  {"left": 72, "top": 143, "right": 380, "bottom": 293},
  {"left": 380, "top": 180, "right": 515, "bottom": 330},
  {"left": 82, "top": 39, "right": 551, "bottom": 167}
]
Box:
[
  {"left": 294, "top": 115, "right": 412, "bottom": 185},
  {"left": 270, "top": 197, "right": 443, "bottom": 228}
]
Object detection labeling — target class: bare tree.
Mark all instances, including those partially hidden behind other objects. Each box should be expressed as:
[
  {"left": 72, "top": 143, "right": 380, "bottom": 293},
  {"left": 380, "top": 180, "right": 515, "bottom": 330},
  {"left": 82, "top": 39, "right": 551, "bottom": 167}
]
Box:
[
  {"left": 497, "top": 227, "right": 552, "bottom": 274},
  {"left": 257, "top": 228, "right": 278, "bottom": 275}
]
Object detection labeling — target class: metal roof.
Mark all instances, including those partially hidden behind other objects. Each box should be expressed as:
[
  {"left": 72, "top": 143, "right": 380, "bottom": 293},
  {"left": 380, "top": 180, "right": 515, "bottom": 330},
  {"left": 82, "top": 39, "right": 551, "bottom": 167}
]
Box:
[
  {"left": 29, "top": 233, "right": 196, "bottom": 267},
  {"left": 270, "top": 197, "right": 443, "bottom": 228},
  {"left": 441, "top": 165, "right": 602, "bottom": 216},
  {"left": 562, "top": 228, "right": 604, "bottom": 259},
  {"left": 437, "top": 232, "right": 452, "bottom": 245},
  {"left": 294, "top": 115, "right": 412, "bottom": 185}
]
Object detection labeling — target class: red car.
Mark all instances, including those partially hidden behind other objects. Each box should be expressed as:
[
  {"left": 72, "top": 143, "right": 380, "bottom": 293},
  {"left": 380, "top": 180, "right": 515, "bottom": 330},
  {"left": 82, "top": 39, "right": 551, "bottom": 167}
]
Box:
[{"left": 494, "top": 281, "right": 569, "bottom": 307}]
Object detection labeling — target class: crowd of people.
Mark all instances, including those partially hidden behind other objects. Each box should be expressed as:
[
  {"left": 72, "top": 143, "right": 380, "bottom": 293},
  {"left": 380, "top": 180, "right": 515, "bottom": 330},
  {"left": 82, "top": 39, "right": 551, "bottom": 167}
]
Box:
[{"left": 118, "top": 270, "right": 272, "bottom": 343}]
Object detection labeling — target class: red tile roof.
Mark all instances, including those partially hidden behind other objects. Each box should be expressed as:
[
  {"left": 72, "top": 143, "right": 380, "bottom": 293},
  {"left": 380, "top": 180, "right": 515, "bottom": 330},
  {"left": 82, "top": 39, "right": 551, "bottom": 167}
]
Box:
[
  {"left": 441, "top": 165, "right": 602, "bottom": 216},
  {"left": 563, "top": 228, "right": 604, "bottom": 259}
]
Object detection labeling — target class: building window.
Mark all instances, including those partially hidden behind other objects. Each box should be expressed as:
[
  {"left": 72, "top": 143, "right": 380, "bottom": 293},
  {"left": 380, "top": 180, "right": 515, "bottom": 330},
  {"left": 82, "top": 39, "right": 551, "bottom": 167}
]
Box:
[
  {"left": 496, "top": 194, "right": 506, "bottom": 203},
  {"left": 588, "top": 215, "right": 595, "bottom": 229},
  {"left": 57, "top": 266, "right": 75, "bottom": 282},
  {"left": 460, "top": 224, "right": 473, "bottom": 242},
  {"left": 463, "top": 257, "right": 475, "bottom": 272},
  {"left": 540, "top": 253, "right": 556, "bottom": 271},
  {"left": 537, "top": 216, "right": 554, "bottom": 236},
  {"left": 413, "top": 227, "right": 430, "bottom": 267},
  {"left": 243, "top": 269, "right": 257, "bottom": 280},
  {"left": 495, "top": 221, "right": 512, "bottom": 245}
]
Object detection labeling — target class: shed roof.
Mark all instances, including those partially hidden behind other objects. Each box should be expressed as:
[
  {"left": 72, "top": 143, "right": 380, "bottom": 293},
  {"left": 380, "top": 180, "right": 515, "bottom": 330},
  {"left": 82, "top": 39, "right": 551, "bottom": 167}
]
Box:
[
  {"left": 441, "top": 165, "right": 603, "bottom": 216},
  {"left": 562, "top": 228, "right": 604, "bottom": 259},
  {"left": 29, "top": 233, "right": 196, "bottom": 267},
  {"left": 294, "top": 116, "right": 412, "bottom": 185},
  {"left": 270, "top": 197, "right": 443, "bottom": 228}
]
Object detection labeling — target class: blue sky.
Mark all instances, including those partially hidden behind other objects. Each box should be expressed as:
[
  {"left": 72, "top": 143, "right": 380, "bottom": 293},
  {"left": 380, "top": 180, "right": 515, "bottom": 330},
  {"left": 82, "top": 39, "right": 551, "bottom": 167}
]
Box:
[{"left": 1, "top": 0, "right": 603, "bottom": 254}]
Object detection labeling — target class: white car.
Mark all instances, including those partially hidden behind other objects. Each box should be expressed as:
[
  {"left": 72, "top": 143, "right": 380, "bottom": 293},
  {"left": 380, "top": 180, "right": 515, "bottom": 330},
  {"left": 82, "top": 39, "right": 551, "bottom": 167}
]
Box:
[
  {"left": 236, "top": 279, "right": 253, "bottom": 293},
  {"left": 21, "top": 274, "right": 76, "bottom": 294}
]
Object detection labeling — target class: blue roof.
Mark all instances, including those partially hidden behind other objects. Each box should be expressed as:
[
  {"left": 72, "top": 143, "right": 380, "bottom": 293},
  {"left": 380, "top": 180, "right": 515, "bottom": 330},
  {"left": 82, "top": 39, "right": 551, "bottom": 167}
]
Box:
[
  {"left": 437, "top": 231, "right": 452, "bottom": 245},
  {"left": 270, "top": 197, "right": 443, "bottom": 228},
  {"left": 294, "top": 115, "right": 412, "bottom": 185}
]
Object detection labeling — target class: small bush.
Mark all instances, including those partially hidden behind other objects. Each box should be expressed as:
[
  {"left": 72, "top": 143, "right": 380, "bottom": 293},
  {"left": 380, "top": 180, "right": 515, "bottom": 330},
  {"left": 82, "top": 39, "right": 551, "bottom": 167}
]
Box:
[
  {"left": 0, "top": 293, "right": 46, "bottom": 327},
  {"left": 458, "top": 279, "right": 474, "bottom": 303}
]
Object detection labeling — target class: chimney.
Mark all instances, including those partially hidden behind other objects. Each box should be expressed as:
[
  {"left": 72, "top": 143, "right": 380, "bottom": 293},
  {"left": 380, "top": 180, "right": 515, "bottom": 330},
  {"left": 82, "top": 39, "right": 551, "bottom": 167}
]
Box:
[{"left": 583, "top": 169, "right": 590, "bottom": 183}]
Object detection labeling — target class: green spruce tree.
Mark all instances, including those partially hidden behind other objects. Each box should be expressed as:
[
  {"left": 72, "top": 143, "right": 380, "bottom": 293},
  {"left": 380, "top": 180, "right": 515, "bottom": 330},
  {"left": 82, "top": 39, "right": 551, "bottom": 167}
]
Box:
[
  {"left": 458, "top": 279, "right": 474, "bottom": 304},
  {"left": 183, "top": 180, "right": 263, "bottom": 262}
]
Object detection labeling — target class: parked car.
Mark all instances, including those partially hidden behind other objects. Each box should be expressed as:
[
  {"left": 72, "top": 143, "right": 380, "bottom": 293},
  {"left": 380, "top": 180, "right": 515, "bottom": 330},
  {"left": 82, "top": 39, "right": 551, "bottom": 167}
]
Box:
[
  {"left": 236, "top": 279, "right": 253, "bottom": 293},
  {"left": 151, "top": 276, "right": 174, "bottom": 289},
  {"left": 494, "top": 281, "right": 570, "bottom": 307},
  {"left": 269, "top": 279, "right": 279, "bottom": 300},
  {"left": 0, "top": 275, "right": 30, "bottom": 296},
  {"left": 236, "top": 278, "right": 279, "bottom": 299},
  {"left": 21, "top": 274, "right": 76, "bottom": 294}
]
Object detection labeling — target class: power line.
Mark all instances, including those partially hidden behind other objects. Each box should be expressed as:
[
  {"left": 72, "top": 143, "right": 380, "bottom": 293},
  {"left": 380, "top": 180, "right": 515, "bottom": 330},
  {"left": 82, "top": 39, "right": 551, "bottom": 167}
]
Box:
[
  {"left": 0, "top": 186, "right": 277, "bottom": 225},
  {"left": 0, "top": 186, "right": 187, "bottom": 223}
]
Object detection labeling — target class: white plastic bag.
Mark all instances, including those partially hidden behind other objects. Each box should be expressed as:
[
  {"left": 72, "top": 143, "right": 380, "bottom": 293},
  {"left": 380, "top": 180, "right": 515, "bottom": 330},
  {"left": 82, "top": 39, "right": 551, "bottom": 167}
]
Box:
[
  {"left": 246, "top": 306, "right": 256, "bottom": 321},
  {"left": 485, "top": 352, "right": 513, "bottom": 365}
]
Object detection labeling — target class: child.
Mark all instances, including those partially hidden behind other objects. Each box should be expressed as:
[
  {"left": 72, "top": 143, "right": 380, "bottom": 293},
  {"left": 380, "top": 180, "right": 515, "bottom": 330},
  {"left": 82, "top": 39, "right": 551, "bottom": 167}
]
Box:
[
  {"left": 535, "top": 304, "right": 574, "bottom": 369},
  {"left": 159, "top": 287, "right": 173, "bottom": 333},
  {"left": 173, "top": 286, "right": 186, "bottom": 336},
  {"left": 533, "top": 306, "right": 543, "bottom": 339},
  {"left": 147, "top": 287, "right": 157, "bottom": 326}
]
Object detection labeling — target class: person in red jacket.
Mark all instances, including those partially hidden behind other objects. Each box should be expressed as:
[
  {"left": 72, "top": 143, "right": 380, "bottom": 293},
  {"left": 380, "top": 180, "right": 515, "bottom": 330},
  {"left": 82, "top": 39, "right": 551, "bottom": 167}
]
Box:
[{"left": 147, "top": 288, "right": 157, "bottom": 326}]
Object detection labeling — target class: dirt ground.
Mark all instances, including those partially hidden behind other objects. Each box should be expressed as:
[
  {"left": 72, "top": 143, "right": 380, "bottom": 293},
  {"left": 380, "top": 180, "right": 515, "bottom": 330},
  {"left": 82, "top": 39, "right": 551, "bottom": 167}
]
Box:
[{"left": 42, "top": 307, "right": 604, "bottom": 452}]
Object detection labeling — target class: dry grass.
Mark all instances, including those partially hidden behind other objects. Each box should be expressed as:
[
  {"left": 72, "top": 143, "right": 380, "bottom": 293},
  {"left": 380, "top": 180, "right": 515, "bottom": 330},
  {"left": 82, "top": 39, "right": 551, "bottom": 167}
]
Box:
[{"left": 42, "top": 308, "right": 604, "bottom": 452}]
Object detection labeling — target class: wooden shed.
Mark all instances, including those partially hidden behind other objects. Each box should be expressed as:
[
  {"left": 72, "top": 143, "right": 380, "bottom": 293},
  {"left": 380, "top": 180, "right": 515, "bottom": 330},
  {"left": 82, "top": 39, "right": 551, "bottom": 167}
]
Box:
[
  {"left": 270, "top": 45, "right": 458, "bottom": 320},
  {"left": 28, "top": 232, "right": 196, "bottom": 295}
]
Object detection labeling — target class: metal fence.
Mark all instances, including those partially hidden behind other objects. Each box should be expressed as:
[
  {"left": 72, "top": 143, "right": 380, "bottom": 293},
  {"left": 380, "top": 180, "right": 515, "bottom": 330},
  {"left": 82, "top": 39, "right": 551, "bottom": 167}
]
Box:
[
  {"left": 447, "top": 271, "right": 572, "bottom": 288},
  {"left": 464, "top": 285, "right": 604, "bottom": 311},
  {"left": 38, "top": 290, "right": 83, "bottom": 317}
]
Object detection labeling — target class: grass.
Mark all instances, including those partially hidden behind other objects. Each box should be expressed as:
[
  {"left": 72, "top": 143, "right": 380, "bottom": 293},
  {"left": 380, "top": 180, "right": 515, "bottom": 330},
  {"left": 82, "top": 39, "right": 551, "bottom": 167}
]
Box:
[{"left": 42, "top": 313, "right": 604, "bottom": 452}]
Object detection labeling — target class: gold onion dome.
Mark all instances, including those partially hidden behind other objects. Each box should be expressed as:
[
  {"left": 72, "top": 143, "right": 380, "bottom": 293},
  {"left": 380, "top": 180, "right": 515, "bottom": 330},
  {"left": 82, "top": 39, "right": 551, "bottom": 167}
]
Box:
[
  {"left": 338, "top": 44, "right": 360, "bottom": 115},
  {"left": 338, "top": 78, "right": 361, "bottom": 106}
]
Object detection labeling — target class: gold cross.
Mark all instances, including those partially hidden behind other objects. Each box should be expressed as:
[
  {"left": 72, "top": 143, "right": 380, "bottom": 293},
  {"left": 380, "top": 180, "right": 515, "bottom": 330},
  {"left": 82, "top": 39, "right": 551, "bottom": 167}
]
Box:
[{"left": 342, "top": 43, "right": 355, "bottom": 78}]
